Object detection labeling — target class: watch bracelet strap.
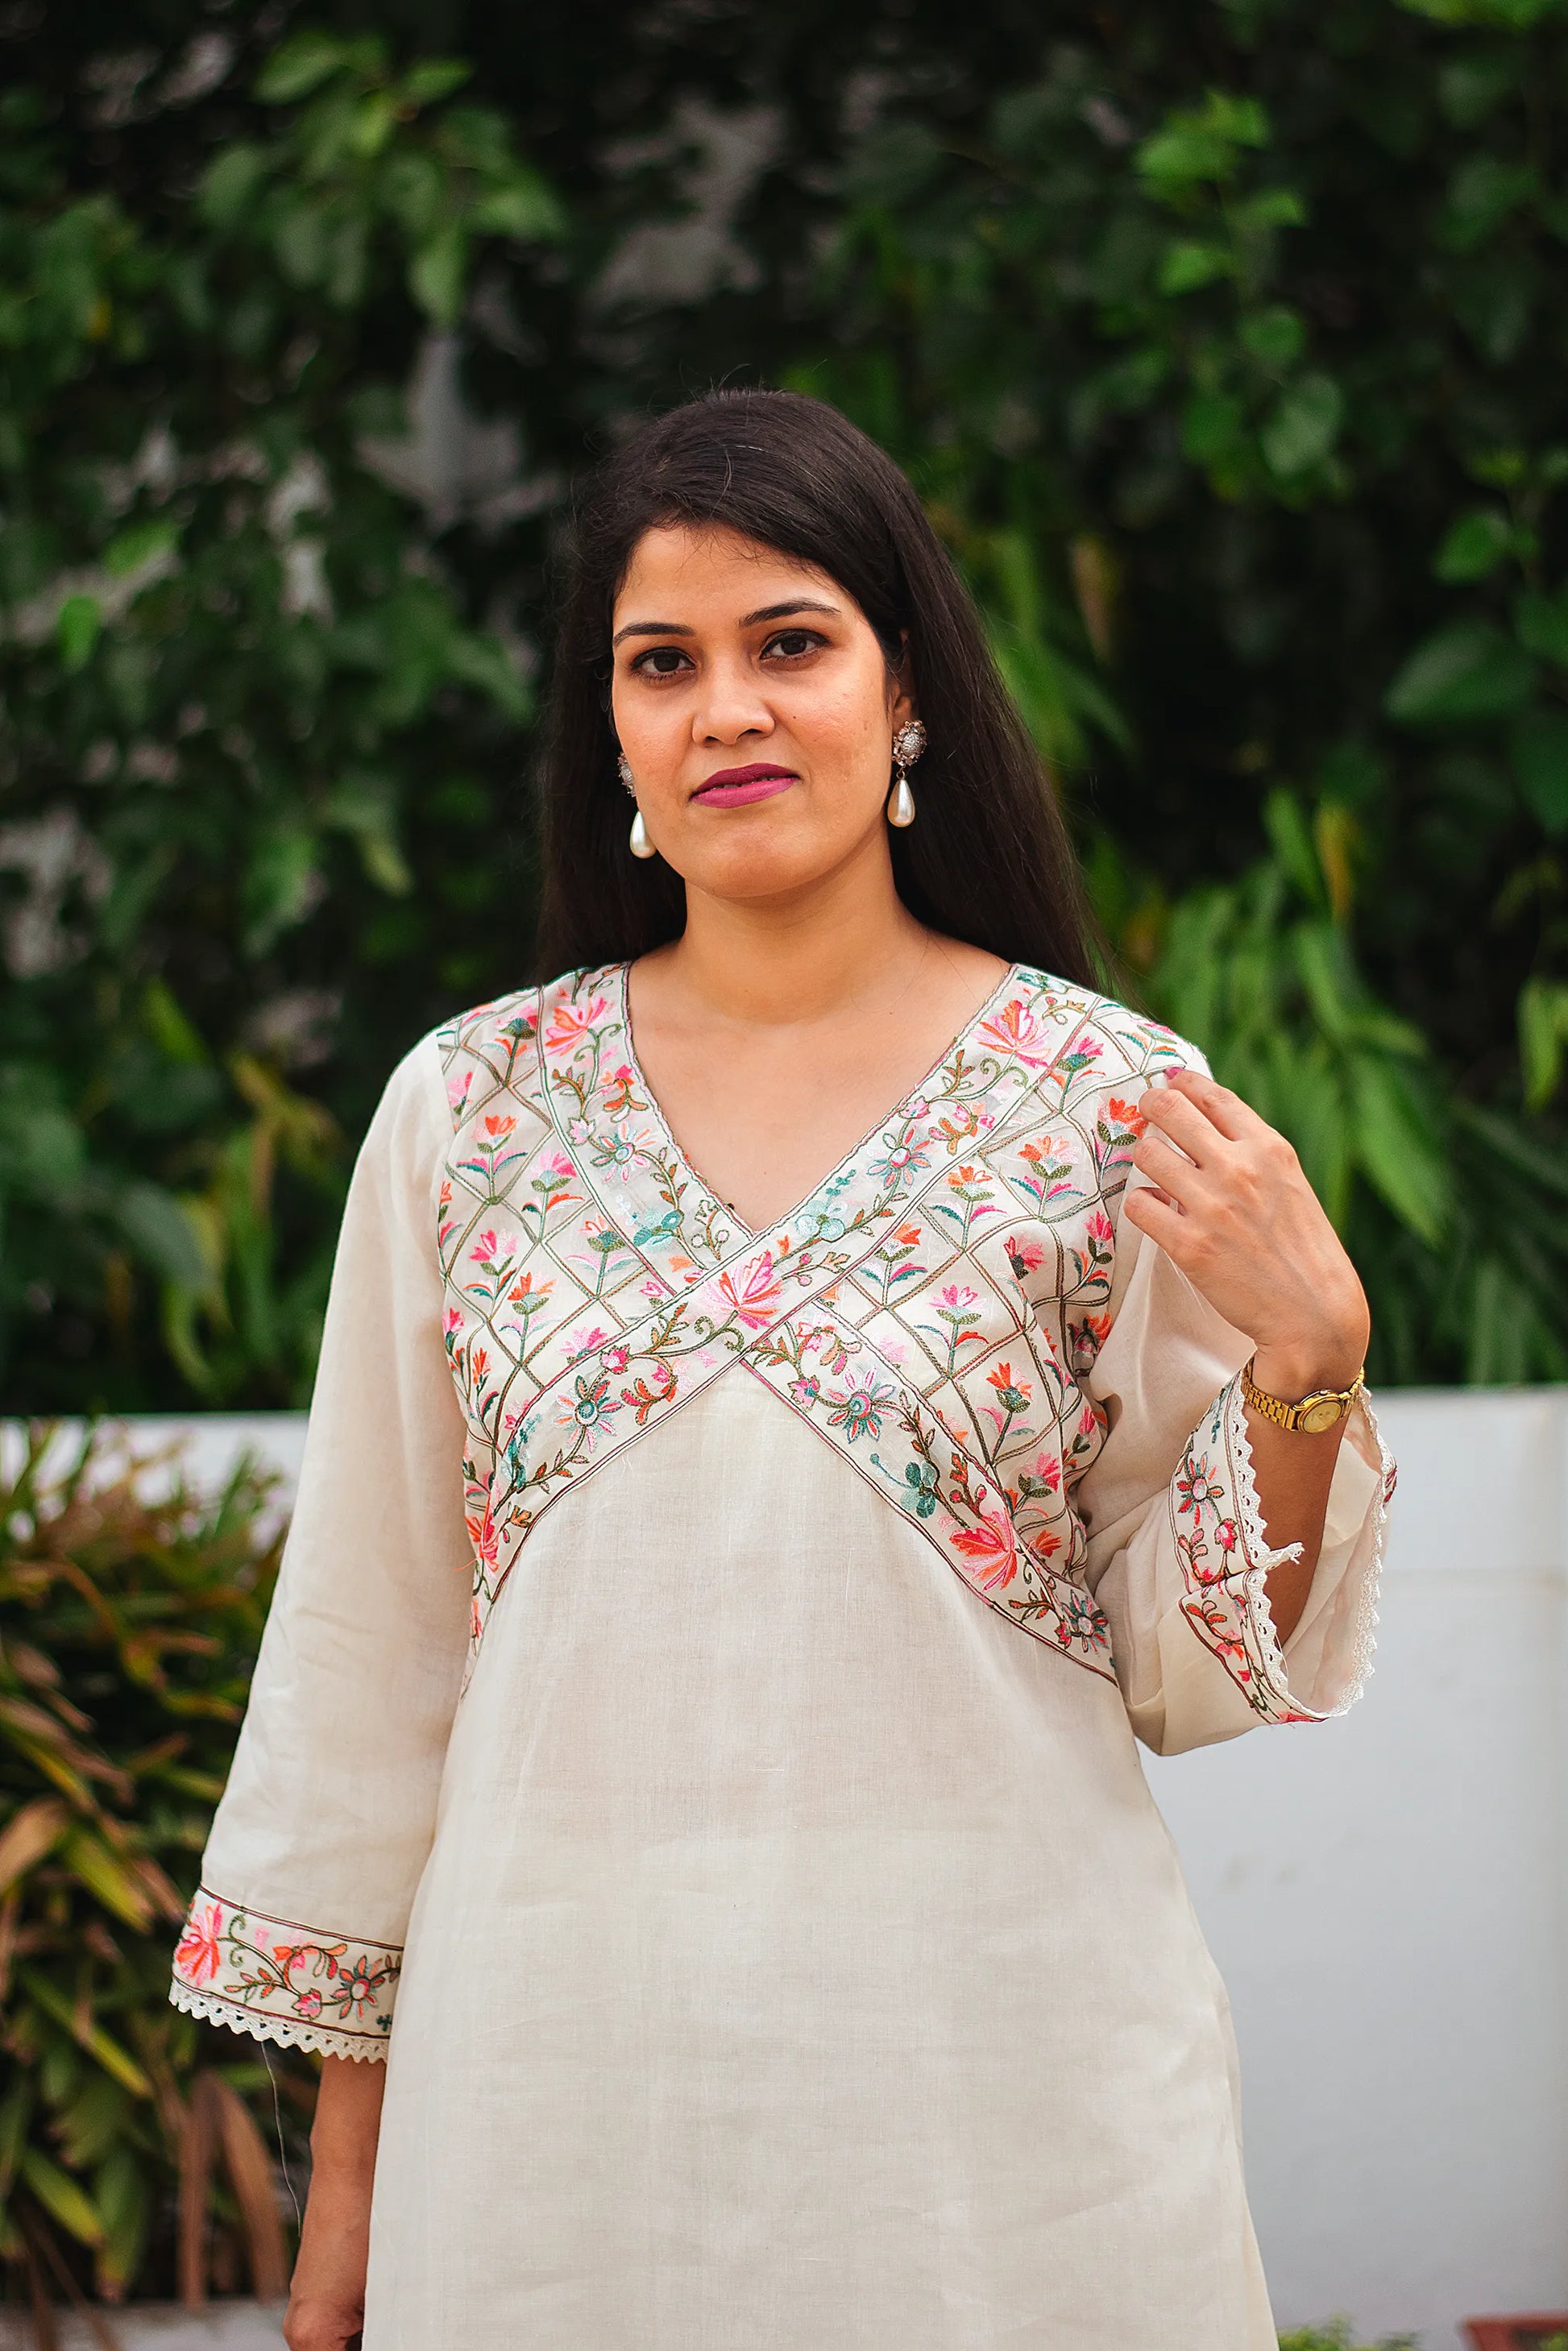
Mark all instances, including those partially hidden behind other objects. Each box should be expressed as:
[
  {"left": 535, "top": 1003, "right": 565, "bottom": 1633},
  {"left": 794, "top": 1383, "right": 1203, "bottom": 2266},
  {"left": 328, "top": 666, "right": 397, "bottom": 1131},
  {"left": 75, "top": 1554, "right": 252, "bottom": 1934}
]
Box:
[{"left": 1239, "top": 1353, "right": 1365, "bottom": 1432}]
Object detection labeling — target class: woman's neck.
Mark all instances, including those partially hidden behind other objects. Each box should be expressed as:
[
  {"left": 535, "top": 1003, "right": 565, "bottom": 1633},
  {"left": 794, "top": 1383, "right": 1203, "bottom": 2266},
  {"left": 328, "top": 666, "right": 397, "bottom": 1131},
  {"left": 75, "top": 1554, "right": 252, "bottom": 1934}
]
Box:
[{"left": 650, "top": 844, "right": 934, "bottom": 1033}]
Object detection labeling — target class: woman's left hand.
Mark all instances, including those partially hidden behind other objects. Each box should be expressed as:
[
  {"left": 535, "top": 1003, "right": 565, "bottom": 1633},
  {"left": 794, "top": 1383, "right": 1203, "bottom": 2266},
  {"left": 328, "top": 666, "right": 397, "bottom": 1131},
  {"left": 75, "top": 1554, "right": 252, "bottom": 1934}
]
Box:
[{"left": 1122, "top": 1067, "right": 1371, "bottom": 1397}]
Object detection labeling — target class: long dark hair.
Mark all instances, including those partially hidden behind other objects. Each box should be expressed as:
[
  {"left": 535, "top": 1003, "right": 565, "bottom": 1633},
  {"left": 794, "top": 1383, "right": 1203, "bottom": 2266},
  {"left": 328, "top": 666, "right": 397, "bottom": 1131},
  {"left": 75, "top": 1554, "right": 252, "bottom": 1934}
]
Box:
[{"left": 534, "top": 388, "right": 1099, "bottom": 987}]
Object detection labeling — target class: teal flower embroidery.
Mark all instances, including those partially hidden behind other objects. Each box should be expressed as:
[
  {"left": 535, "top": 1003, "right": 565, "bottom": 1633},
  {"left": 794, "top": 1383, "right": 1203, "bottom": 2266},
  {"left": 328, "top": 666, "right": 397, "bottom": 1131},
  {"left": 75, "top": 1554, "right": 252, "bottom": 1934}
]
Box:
[{"left": 825, "top": 1378, "right": 895, "bottom": 1443}]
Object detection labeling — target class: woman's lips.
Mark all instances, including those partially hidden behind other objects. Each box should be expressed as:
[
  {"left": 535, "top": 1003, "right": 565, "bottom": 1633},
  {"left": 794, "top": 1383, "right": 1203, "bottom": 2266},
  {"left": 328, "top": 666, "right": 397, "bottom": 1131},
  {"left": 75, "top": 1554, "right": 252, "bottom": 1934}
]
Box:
[{"left": 692, "top": 765, "right": 798, "bottom": 808}]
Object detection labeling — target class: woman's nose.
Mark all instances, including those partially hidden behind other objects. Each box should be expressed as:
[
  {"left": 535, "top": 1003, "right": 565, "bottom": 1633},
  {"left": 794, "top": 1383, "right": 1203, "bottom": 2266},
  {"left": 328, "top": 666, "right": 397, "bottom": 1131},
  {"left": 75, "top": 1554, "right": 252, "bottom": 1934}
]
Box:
[{"left": 693, "top": 660, "right": 774, "bottom": 744}]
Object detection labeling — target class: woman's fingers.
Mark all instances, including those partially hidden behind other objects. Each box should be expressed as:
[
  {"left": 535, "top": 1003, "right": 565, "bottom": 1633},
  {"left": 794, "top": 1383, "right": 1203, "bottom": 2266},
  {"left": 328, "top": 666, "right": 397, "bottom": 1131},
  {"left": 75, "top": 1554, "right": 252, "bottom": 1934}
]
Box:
[
  {"left": 1121, "top": 1183, "right": 1188, "bottom": 1254},
  {"left": 1159, "top": 1064, "right": 1267, "bottom": 1144},
  {"left": 1137, "top": 1080, "right": 1222, "bottom": 1167}
]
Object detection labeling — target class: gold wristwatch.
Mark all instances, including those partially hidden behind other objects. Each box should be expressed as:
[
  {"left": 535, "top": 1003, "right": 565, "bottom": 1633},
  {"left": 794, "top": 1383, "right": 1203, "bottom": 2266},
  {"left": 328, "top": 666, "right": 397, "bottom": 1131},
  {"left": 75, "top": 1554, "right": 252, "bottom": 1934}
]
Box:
[{"left": 1240, "top": 1354, "right": 1365, "bottom": 1436}]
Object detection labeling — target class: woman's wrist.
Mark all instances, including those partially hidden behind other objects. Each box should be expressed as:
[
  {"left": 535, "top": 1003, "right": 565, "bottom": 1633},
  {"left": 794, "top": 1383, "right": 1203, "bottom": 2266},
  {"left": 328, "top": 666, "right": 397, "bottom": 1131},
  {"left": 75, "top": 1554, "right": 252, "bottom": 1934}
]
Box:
[{"left": 1248, "top": 1334, "right": 1367, "bottom": 1401}]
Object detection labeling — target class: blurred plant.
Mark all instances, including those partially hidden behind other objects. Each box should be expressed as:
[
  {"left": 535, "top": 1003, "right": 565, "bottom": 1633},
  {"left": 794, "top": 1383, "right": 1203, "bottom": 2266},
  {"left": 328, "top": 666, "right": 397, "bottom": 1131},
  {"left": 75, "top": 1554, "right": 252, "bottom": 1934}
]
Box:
[
  {"left": 4, "top": 2, "right": 1568, "bottom": 1393},
  {"left": 0, "top": 31, "right": 562, "bottom": 1410},
  {"left": 1277, "top": 2324, "right": 1418, "bottom": 2351},
  {"left": 788, "top": 8, "right": 1568, "bottom": 1382},
  {"left": 0, "top": 1425, "right": 304, "bottom": 2315}
]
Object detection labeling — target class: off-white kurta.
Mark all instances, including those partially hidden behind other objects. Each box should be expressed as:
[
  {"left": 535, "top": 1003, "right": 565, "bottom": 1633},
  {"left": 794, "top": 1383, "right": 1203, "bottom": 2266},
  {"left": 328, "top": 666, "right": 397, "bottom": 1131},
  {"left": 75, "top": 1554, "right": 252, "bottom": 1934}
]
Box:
[{"left": 172, "top": 962, "right": 1392, "bottom": 2349}]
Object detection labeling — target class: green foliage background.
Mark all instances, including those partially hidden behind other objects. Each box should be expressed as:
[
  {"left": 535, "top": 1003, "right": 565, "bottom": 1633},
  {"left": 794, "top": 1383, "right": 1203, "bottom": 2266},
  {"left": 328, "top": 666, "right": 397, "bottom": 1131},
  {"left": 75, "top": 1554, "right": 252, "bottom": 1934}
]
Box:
[{"left": 3, "top": 0, "right": 1567, "bottom": 1410}]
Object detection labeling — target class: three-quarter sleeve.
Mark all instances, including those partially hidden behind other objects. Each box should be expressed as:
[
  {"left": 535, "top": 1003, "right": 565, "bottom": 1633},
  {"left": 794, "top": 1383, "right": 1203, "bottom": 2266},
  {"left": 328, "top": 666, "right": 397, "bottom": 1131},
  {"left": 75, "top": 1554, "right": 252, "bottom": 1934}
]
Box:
[
  {"left": 169, "top": 1034, "right": 471, "bottom": 2059},
  {"left": 1072, "top": 1180, "right": 1395, "bottom": 1759}
]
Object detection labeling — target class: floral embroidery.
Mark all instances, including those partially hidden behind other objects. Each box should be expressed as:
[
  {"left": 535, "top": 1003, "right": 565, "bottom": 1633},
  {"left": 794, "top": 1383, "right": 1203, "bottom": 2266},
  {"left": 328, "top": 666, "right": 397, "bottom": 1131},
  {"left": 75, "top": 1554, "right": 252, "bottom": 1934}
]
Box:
[
  {"left": 1168, "top": 1376, "right": 1392, "bottom": 1723},
  {"left": 436, "top": 961, "right": 1201, "bottom": 1680},
  {"left": 170, "top": 1886, "right": 400, "bottom": 2059}
]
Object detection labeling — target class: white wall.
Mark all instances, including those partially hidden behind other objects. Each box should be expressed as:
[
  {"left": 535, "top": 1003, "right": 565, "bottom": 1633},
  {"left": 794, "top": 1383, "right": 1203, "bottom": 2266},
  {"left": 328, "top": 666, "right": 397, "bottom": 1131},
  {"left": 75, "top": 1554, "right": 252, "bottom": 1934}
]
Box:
[
  {"left": 7, "top": 1391, "right": 1566, "bottom": 2345},
  {"left": 1147, "top": 1388, "right": 1568, "bottom": 2349}
]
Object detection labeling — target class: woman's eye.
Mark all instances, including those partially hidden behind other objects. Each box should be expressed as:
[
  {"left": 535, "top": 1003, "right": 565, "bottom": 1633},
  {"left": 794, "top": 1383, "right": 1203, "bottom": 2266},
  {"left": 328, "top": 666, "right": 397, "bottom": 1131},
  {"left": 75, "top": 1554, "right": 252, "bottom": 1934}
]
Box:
[
  {"left": 761, "top": 630, "right": 824, "bottom": 660},
  {"left": 631, "top": 645, "right": 693, "bottom": 677}
]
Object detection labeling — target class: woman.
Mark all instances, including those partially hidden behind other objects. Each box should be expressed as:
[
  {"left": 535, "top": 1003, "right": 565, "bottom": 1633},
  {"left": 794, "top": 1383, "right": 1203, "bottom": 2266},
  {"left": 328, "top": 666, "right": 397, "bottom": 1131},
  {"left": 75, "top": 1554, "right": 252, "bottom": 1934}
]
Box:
[{"left": 172, "top": 389, "right": 1391, "bottom": 2350}]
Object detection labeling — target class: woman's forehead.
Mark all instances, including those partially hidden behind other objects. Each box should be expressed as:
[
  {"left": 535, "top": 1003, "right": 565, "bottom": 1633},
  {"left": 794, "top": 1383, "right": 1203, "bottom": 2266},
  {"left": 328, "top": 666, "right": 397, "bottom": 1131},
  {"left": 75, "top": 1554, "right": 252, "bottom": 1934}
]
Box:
[{"left": 613, "top": 521, "right": 848, "bottom": 618}]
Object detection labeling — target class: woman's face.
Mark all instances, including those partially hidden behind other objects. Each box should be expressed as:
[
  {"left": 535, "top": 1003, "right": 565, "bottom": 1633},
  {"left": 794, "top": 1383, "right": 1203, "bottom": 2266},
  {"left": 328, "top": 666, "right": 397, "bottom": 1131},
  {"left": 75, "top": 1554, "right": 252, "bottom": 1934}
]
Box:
[{"left": 608, "top": 522, "right": 915, "bottom": 905}]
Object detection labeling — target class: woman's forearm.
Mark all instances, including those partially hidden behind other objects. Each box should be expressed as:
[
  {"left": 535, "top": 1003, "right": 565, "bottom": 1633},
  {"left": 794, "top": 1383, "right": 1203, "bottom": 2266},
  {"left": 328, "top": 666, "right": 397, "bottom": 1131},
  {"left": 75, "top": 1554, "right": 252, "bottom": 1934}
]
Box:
[
  {"left": 284, "top": 2057, "right": 386, "bottom": 2351},
  {"left": 1244, "top": 1335, "right": 1363, "bottom": 1644}
]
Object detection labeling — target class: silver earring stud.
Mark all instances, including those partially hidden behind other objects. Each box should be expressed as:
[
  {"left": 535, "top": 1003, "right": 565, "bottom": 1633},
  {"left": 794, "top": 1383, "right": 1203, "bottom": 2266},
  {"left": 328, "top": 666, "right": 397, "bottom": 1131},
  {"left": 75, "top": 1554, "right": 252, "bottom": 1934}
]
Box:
[
  {"left": 617, "top": 752, "right": 635, "bottom": 795},
  {"left": 887, "top": 718, "right": 925, "bottom": 830},
  {"left": 628, "top": 807, "right": 656, "bottom": 859}
]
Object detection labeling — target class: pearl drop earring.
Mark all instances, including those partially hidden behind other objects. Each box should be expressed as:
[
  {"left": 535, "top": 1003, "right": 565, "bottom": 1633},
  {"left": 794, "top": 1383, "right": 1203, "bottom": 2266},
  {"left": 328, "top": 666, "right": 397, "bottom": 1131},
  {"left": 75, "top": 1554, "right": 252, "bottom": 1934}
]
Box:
[
  {"left": 887, "top": 719, "right": 925, "bottom": 829},
  {"left": 617, "top": 751, "right": 656, "bottom": 858}
]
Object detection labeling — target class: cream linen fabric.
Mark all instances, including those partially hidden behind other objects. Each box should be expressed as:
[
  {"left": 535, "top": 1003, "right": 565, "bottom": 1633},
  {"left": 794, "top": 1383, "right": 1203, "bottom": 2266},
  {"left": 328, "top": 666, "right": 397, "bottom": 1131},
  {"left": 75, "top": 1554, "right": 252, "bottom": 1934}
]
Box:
[{"left": 173, "top": 1028, "right": 1390, "bottom": 2349}]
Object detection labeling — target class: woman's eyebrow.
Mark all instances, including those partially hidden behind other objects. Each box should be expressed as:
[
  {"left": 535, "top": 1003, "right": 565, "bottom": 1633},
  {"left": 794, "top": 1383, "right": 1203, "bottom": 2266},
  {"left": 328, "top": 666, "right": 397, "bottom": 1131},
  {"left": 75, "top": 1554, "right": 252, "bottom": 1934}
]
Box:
[
  {"left": 611, "top": 597, "right": 842, "bottom": 649},
  {"left": 739, "top": 599, "right": 841, "bottom": 626},
  {"left": 611, "top": 619, "right": 695, "bottom": 647}
]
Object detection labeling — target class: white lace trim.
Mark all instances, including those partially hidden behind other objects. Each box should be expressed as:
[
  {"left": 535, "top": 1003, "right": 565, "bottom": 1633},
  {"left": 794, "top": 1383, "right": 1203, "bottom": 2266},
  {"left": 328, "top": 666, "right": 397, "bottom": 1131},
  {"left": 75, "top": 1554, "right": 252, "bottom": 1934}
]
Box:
[
  {"left": 1223, "top": 1371, "right": 1391, "bottom": 1721},
  {"left": 169, "top": 1977, "right": 389, "bottom": 2063}
]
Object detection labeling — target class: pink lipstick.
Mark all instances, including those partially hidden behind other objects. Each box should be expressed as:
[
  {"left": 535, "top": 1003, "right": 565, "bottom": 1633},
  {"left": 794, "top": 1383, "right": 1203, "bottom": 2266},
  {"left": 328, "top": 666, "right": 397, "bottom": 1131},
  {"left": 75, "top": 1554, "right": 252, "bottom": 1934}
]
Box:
[{"left": 692, "top": 763, "right": 798, "bottom": 808}]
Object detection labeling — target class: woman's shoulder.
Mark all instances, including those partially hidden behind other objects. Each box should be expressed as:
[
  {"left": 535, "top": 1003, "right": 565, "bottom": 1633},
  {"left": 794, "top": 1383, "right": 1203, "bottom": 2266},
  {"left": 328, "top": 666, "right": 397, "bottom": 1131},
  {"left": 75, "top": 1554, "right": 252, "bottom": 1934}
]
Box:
[
  {"left": 1010, "top": 963, "right": 1211, "bottom": 1094},
  {"left": 397, "top": 964, "right": 624, "bottom": 1130},
  {"left": 432, "top": 964, "right": 622, "bottom": 1065}
]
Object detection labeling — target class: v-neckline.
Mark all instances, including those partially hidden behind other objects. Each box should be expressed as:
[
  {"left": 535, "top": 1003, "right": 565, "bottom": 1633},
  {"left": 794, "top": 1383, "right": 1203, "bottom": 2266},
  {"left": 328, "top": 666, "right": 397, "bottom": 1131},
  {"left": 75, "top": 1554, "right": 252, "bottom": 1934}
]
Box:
[{"left": 612, "top": 954, "right": 1025, "bottom": 1246}]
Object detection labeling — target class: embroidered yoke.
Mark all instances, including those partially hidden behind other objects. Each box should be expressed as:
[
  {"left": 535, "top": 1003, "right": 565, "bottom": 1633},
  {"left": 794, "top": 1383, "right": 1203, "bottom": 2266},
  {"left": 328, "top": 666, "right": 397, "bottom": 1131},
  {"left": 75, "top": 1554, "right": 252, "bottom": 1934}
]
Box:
[{"left": 440, "top": 962, "right": 1188, "bottom": 1681}]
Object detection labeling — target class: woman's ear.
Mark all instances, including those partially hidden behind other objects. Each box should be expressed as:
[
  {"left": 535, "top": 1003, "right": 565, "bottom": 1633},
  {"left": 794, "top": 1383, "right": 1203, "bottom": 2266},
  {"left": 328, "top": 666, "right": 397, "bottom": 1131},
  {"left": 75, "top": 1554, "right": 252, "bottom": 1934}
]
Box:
[{"left": 890, "top": 630, "right": 918, "bottom": 727}]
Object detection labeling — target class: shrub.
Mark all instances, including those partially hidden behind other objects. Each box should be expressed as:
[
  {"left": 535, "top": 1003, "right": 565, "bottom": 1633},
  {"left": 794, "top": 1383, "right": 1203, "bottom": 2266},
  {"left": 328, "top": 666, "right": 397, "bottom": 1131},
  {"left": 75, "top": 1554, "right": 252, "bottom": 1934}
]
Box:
[
  {"left": 1279, "top": 2324, "right": 1418, "bottom": 2350},
  {"left": 0, "top": 1426, "right": 308, "bottom": 2312}
]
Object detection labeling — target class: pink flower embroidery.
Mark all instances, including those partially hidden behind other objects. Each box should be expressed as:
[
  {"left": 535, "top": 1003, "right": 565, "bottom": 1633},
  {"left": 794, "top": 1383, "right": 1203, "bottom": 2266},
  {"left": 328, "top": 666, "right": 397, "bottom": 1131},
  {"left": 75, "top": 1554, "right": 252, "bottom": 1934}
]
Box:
[
  {"left": 952, "top": 1508, "right": 1018, "bottom": 1590},
  {"left": 717, "top": 1251, "right": 784, "bottom": 1331},
  {"left": 544, "top": 994, "right": 609, "bottom": 1051},
  {"left": 979, "top": 997, "right": 1057, "bottom": 1066},
  {"left": 176, "top": 1901, "right": 223, "bottom": 1984}
]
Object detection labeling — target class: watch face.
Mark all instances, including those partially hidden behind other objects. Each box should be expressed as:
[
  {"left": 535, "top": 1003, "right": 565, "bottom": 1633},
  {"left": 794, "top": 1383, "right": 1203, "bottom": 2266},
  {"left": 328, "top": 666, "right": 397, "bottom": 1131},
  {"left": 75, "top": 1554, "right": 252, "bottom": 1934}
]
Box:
[{"left": 1300, "top": 1395, "right": 1344, "bottom": 1435}]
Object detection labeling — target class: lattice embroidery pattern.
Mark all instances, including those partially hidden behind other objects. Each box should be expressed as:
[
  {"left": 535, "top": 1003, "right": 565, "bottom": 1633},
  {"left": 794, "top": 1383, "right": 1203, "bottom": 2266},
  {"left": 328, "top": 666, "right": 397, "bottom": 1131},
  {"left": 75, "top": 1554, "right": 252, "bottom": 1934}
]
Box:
[{"left": 437, "top": 963, "right": 1196, "bottom": 1678}]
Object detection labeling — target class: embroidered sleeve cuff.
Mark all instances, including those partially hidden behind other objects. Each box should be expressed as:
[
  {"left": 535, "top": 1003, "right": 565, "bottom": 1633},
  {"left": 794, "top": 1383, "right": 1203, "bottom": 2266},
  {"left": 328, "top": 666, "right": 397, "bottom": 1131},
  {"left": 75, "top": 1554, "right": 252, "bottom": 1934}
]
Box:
[
  {"left": 169, "top": 1885, "right": 401, "bottom": 2063},
  {"left": 1169, "top": 1373, "right": 1393, "bottom": 1727}
]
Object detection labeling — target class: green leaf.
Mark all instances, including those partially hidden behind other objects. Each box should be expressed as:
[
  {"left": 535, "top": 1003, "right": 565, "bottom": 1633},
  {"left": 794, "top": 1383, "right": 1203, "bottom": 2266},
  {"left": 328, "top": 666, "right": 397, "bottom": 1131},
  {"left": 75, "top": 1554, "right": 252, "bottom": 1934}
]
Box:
[
  {"left": 409, "top": 224, "right": 467, "bottom": 325},
  {"left": 444, "top": 630, "right": 533, "bottom": 723},
  {"left": 21, "top": 1965, "right": 152, "bottom": 2098},
  {"left": 1518, "top": 977, "right": 1568, "bottom": 1109},
  {"left": 1136, "top": 92, "right": 1270, "bottom": 193},
  {"left": 1515, "top": 587, "right": 1568, "bottom": 666},
  {"left": 19, "top": 2148, "right": 105, "bottom": 2247},
  {"left": 1397, "top": 0, "right": 1564, "bottom": 23},
  {"left": 1238, "top": 305, "right": 1306, "bottom": 367},
  {"left": 198, "top": 144, "right": 269, "bottom": 230},
  {"left": 323, "top": 773, "right": 412, "bottom": 895},
  {"left": 1510, "top": 705, "right": 1568, "bottom": 829},
  {"left": 1433, "top": 507, "right": 1514, "bottom": 581},
  {"left": 243, "top": 823, "right": 321, "bottom": 945},
  {"left": 1263, "top": 791, "right": 1328, "bottom": 910},
  {"left": 1347, "top": 1056, "right": 1450, "bottom": 1245},
  {"left": 1180, "top": 390, "right": 1247, "bottom": 468},
  {"left": 56, "top": 592, "right": 101, "bottom": 672},
  {"left": 255, "top": 31, "right": 351, "bottom": 105},
  {"left": 1259, "top": 372, "right": 1343, "bottom": 478},
  {"left": 102, "top": 518, "right": 177, "bottom": 578},
  {"left": 116, "top": 1183, "right": 210, "bottom": 1291},
  {"left": 350, "top": 89, "right": 399, "bottom": 160},
  {"left": 1441, "top": 154, "right": 1537, "bottom": 252},
  {"left": 1384, "top": 621, "right": 1535, "bottom": 724},
  {"left": 398, "top": 60, "right": 473, "bottom": 108},
  {"left": 93, "top": 2142, "right": 149, "bottom": 2295},
  {"left": 1231, "top": 186, "right": 1309, "bottom": 230},
  {"left": 1158, "top": 240, "right": 1233, "bottom": 293},
  {"left": 467, "top": 176, "right": 566, "bottom": 241}
]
